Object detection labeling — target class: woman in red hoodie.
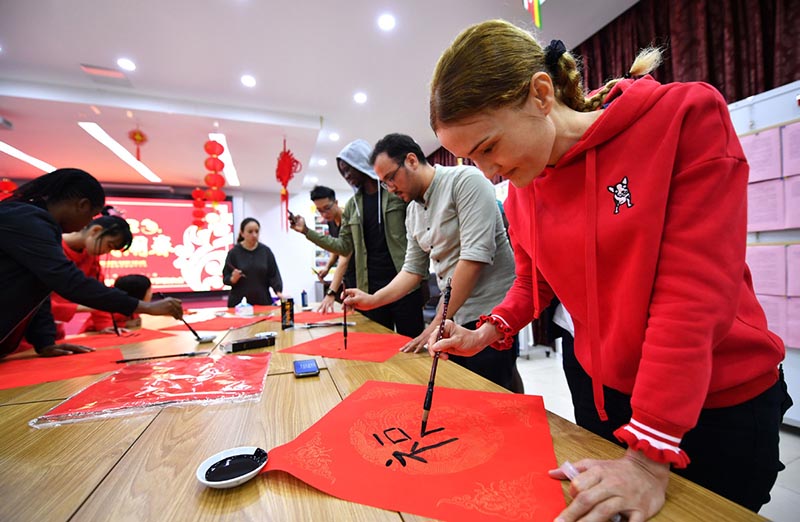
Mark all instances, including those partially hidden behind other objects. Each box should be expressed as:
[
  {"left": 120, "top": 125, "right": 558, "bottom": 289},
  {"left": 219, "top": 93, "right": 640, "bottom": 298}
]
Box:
[{"left": 428, "top": 19, "right": 789, "bottom": 520}]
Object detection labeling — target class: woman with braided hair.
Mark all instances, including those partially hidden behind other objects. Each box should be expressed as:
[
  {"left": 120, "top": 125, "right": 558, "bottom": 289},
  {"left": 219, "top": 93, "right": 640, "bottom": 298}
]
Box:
[
  {"left": 428, "top": 19, "right": 788, "bottom": 520},
  {"left": 0, "top": 168, "right": 183, "bottom": 357}
]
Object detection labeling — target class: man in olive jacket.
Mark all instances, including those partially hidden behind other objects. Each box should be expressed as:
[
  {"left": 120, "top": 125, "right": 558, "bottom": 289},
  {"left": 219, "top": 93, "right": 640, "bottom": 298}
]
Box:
[{"left": 290, "top": 139, "right": 424, "bottom": 337}]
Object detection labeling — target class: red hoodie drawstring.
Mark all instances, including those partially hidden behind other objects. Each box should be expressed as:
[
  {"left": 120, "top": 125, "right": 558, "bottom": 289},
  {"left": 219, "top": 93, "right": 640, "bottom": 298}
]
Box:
[
  {"left": 530, "top": 187, "right": 541, "bottom": 316},
  {"left": 585, "top": 148, "right": 608, "bottom": 421}
]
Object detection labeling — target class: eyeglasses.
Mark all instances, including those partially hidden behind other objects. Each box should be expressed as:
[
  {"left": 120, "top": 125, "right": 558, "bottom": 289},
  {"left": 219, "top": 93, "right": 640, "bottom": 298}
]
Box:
[
  {"left": 315, "top": 201, "right": 335, "bottom": 214},
  {"left": 379, "top": 164, "right": 404, "bottom": 190}
]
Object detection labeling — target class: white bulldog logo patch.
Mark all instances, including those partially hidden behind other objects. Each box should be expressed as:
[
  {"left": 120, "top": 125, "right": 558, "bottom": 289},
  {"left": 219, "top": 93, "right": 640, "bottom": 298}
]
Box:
[{"left": 607, "top": 176, "right": 633, "bottom": 214}]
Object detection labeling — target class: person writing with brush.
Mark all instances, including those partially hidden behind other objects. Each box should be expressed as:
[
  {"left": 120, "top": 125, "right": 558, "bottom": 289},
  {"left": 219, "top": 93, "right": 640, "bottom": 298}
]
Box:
[{"left": 426, "top": 19, "right": 788, "bottom": 520}]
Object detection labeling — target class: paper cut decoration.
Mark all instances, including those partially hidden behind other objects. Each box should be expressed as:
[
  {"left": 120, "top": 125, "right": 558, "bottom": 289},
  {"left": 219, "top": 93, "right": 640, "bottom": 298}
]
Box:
[
  {"left": 159, "top": 316, "right": 266, "bottom": 331},
  {"left": 264, "top": 380, "right": 565, "bottom": 521},
  {"left": 226, "top": 305, "right": 279, "bottom": 315},
  {"left": 58, "top": 328, "right": 175, "bottom": 349},
  {"left": 788, "top": 245, "right": 800, "bottom": 297},
  {"left": 756, "top": 295, "right": 788, "bottom": 342},
  {"left": 280, "top": 332, "right": 411, "bottom": 362},
  {"left": 783, "top": 123, "right": 800, "bottom": 177},
  {"left": 784, "top": 175, "right": 800, "bottom": 229},
  {"left": 747, "top": 179, "right": 786, "bottom": 231},
  {"left": 740, "top": 128, "right": 782, "bottom": 182},
  {"left": 29, "top": 353, "right": 271, "bottom": 428},
  {"left": 0, "top": 349, "right": 123, "bottom": 391},
  {"left": 746, "top": 245, "right": 787, "bottom": 296},
  {"left": 266, "top": 311, "right": 341, "bottom": 324}
]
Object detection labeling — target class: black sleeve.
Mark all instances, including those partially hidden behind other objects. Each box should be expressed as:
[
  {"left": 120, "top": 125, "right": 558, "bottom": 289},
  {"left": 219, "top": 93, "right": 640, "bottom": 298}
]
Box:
[
  {"left": 25, "top": 297, "right": 57, "bottom": 351},
  {"left": 222, "top": 248, "right": 236, "bottom": 286},
  {"left": 266, "top": 247, "right": 283, "bottom": 294},
  {"left": 2, "top": 214, "right": 139, "bottom": 315}
]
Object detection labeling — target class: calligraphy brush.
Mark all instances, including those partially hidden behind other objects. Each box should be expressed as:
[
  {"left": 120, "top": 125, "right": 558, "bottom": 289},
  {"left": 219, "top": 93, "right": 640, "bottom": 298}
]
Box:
[
  {"left": 116, "top": 351, "right": 211, "bottom": 364},
  {"left": 226, "top": 261, "right": 246, "bottom": 278},
  {"left": 110, "top": 312, "right": 121, "bottom": 336},
  {"left": 421, "top": 278, "right": 452, "bottom": 437},
  {"left": 342, "top": 282, "right": 348, "bottom": 350},
  {"left": 156, "top": 292, "right": 215, "bottom": 343}
]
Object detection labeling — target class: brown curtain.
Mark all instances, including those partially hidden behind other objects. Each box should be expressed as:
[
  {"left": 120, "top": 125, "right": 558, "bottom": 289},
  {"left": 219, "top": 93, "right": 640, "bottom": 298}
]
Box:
[{"left": 574, "top": 0, "right": 799, "bottom": 103}]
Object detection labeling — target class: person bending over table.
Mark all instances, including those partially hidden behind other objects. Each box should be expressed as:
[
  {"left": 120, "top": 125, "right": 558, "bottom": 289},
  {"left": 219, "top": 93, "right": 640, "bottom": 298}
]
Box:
[
  {"left": 427, "top": 19, "right": 789, "bottom": 521},
  {"left": 343, "top": 133, "right": 521, "bottom": 392},
  {"left": 0, "top": 168, "right": 183, "bottom": 358}
]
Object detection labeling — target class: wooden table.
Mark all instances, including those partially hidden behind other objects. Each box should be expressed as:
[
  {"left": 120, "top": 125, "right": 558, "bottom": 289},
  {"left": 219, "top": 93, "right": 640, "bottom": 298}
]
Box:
[{"left": 0, "top": 308, "right": 765, "bottom": 521}]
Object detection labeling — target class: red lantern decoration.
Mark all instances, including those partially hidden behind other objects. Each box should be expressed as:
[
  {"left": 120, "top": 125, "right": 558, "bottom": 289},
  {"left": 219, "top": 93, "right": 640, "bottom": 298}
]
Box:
[
  {"left": 204, "top": 172, "right": 225, "bottom": 189},
  {"left": 206, "top": 188, "right": 226, "bottom": 202},
  {"left": 191, "top": 187, "right": 205, "bottom": 200},
  {"left": 0, "top": 178, "right": 17, "bottom": 201},
  {"left": 204, "top": 156, "right": 225, "bottom": 173},
  {"left": 204, "top": 140, "right": 224, "bottom": 156},
  {"left": 128, "top": 128, "right": 148, "bottom": 161},
  {"left": 192, "top": 199, "right": 205, "bottom": 209},
  {"left": 192, "top": 209, "right": 206, "bottom": 218},
  {"left": 192, "top": 219, "right": 206, "bottom": 228},
  {"left": 276, "top": 137, "right": 302, "bottom": 230}
]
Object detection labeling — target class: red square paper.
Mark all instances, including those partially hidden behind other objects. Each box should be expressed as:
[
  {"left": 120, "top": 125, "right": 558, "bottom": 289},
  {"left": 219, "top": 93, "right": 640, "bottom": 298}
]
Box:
[
  {"left": 280, "top": 332, "right": 411, "bottom": 362},
  {"left": 265, "top": 380, "right": 565, "bottom": 520}
]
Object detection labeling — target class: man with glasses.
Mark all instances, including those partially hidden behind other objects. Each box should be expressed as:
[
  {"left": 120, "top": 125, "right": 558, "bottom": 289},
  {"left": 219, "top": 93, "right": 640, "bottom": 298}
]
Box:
[
  {"left": 343, "top": 133, "right": 522, "bottom": 392},
  {"left": 290, "top": 139, "right": 424, "bottom": 337},
  {"left": 309, "top": 186, "right": 356, "bottom": 313}
]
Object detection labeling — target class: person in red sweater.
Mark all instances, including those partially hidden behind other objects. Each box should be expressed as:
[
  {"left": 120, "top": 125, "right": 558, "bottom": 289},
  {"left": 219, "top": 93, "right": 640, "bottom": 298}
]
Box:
[
  {"left": 79, "top": 274, "right": 152, "bottom": 332},
  {"left": 50, "top": 212, "right": 134, "bottom": 335},
  {"left": 428, "top": 20, "right": 789, "bottom": 520}
]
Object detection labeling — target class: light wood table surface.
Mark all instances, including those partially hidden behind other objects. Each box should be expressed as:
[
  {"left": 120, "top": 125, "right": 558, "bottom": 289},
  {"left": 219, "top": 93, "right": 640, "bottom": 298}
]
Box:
[{"left": 0, "top": 308, "right": 766, "bottom": 521}]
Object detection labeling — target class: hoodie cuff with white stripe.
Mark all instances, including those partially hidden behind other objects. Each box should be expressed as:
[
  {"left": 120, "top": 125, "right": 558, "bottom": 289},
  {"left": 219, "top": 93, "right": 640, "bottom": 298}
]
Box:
[{"left": 614, "top": 418, "right": 690, "bottom": 468}]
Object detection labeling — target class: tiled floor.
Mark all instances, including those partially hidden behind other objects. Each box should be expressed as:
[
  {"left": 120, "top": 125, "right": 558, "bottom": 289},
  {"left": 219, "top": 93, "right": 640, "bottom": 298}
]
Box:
[{"left": 516, "top": 344, "right": 800, "bottom": 522}]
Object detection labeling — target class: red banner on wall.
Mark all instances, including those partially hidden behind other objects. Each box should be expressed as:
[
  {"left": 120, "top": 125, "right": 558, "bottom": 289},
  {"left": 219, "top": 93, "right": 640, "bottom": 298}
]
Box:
[{"left": 102, "top": 197, "right": 234, "bottom": 292}]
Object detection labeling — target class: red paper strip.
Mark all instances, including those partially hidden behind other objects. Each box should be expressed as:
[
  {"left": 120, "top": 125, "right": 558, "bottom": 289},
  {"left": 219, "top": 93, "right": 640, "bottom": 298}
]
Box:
[
  {"left": 0, "top": 349, "right": 123, "bottom": 391},
  {"left": 58, "top": 328, "right": 175, "bottom": 349},
  {"left": 159, "top": 316, "right": 266, "bottom": 331},
  {"left": 280, "top": 332, "right": 411, "bottom": 362},
  {"left": 265, "top": 380, "right": 565, "bottom": 520},
  {"left": 265, "top": 311, "right": 340, "bottom": 324},
  {"left": 30, "top": 353, "right": 271, "bottom": 427}
]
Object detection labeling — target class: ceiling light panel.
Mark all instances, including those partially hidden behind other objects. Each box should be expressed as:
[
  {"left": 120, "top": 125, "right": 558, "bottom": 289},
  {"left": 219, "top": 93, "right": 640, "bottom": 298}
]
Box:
[{"left": 78, "top": 122, "right": 162, "bottom": 183}]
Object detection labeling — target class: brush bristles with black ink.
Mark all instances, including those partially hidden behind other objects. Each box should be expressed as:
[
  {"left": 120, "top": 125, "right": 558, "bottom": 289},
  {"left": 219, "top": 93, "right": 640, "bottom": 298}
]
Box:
[{"left": 420, "top": 278, "right": 452, "bottom": 437}]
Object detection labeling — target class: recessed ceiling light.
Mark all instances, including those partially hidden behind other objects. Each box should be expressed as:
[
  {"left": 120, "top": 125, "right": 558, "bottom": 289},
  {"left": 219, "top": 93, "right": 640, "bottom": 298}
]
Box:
[
  {"left": 328, "top": 132, "right": 340, "bottom": 142},
  {"left": 117, "top": 58, "right": 136, "bottom": 71},
  {"left": 241, "top": 74, "right": 256, "bottom": 87},
  {"left": 377, "top": 14, "right": 396, "bottom": 31},
  {"left": 90, "top": 105, "right": 101, "bottom": 115},
  {"left": 353, "top": 92, "right": 367, "bottom": 104},
  {"left": 126, "top": 110, "right": 133, "bottom": 118},
  {"left": 318, "top": 159, "right": 328, "bottom": 167}
]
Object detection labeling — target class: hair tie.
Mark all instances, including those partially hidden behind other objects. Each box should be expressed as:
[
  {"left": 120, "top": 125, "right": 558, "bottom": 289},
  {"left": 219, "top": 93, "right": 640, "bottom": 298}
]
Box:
[{"left": 544, "top": 39, "right": 567, "bottom": 75}]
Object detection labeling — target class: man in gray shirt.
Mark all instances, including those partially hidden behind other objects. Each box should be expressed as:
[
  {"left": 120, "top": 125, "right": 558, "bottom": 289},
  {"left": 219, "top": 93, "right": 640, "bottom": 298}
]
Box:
[{"left": 344, "top": 133, "right": 521, "bottom": 392}]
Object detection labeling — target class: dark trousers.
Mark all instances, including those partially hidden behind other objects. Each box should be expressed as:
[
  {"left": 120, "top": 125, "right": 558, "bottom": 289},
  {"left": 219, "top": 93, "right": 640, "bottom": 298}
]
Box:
[
  {"left": 362, "top": 287, "right": 425, "bottom": 338},
  {"left": 561, "top": 333, "right": 791, "bottom": 513},
  {"left": 448, "top": 320, "right": 519, "bottom": 392}
]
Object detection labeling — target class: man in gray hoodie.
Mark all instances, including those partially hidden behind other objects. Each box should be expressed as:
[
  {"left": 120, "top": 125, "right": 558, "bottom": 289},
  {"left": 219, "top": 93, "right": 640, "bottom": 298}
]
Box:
[{"left": 290, "top": 139, "right": 424, "bottom": 338}]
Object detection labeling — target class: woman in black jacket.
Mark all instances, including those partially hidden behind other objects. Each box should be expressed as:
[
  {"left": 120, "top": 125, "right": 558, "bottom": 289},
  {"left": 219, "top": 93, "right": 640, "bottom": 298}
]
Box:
[{"left": 0, "top": 168, "right": 183, "bottom": 357}]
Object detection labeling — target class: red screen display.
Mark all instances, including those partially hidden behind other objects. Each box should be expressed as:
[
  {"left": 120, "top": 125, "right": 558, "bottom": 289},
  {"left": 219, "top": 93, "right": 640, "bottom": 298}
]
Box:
[{"left": 100, "top": 197, "right": 234, "bottom": 292}]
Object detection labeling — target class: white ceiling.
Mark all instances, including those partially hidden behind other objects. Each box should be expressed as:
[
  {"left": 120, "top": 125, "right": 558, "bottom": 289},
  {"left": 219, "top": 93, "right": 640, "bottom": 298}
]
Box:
[{"left": 0, "top": 0, "right": 638, "bottom": 195}]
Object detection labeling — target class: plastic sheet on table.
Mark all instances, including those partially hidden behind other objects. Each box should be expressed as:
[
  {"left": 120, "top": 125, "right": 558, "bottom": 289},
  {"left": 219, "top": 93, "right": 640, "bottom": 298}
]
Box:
[{"left": 29, "top": 353, "right": 271, "bottom": 429}]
